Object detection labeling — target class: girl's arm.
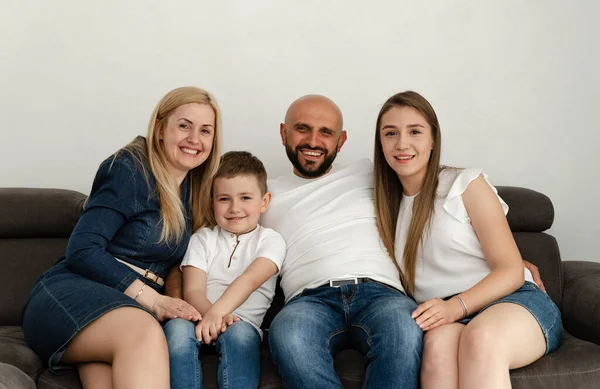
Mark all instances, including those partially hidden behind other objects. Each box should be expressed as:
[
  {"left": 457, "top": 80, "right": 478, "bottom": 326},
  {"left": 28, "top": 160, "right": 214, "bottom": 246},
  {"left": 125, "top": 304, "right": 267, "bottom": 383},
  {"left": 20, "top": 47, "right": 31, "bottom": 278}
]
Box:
[
  {"left": 455, "top": 174, "right": 525, "bottom": 312},
  {"left": 413, "top": 175, "right": 525, "bottom": 330}
]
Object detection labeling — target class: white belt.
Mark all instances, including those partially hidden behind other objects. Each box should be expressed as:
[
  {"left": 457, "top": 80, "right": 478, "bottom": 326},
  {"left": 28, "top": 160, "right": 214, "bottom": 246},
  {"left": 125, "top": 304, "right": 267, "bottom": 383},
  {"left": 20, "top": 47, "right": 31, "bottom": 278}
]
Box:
[{"left": 115, "top": 258, "right": 165, "bottom": 287}]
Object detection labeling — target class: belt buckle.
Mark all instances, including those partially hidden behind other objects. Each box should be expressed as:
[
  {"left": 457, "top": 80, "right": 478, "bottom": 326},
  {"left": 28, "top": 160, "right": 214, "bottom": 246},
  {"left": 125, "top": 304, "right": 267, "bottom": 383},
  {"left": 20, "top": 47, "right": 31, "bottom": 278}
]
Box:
[
  {"left": 143, "top": 269, "right": 160, "bottom": 284},
  {"left": 329, "top": 277, "right": 358, "bottom": 287}
]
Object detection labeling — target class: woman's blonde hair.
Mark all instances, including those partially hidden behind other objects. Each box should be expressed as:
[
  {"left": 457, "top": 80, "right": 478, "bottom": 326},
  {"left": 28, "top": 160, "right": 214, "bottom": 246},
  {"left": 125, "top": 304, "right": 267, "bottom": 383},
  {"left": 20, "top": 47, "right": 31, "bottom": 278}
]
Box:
[
  {"left": 373, "top": 91, "right": 442, "bottom": 296},
  {"left": 123, "top": 86, "right": 222, "bottom": 243}
]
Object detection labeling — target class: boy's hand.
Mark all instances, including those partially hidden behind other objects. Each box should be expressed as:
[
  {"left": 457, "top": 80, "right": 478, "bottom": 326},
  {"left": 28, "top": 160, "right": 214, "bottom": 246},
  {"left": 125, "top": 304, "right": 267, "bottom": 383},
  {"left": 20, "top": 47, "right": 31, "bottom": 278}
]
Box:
[
  {"left": 196, "top": 309, "right": 224, "bottom": 344},
  {"left": 220, "top": 313, "right": 241, "bottom": 333}
]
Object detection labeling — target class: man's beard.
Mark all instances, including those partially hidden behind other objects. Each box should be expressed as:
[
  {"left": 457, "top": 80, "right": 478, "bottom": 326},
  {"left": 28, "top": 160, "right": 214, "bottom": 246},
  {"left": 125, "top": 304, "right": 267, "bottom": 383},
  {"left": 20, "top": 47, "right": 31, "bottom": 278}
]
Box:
[{"left": 285, "top": 143, "right": 337, "bottom": 178}]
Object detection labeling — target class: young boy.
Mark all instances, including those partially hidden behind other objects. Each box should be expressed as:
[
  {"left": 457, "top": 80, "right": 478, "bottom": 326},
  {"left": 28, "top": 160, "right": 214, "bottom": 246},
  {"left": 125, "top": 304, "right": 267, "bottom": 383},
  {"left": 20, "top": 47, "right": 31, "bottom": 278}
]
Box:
[{"left": 164, "top": 151, "right": 286, "bottom": 389}]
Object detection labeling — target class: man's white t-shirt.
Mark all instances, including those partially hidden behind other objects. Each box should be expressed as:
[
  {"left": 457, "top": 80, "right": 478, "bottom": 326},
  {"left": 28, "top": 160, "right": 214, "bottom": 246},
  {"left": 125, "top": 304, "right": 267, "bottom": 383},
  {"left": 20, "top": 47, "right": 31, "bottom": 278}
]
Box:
[
  {"left": 181, "top": 224, "right": 286, "bottom": 335},
  {"left": 261, "top": 159, "right": 404, "bottom": 302}
]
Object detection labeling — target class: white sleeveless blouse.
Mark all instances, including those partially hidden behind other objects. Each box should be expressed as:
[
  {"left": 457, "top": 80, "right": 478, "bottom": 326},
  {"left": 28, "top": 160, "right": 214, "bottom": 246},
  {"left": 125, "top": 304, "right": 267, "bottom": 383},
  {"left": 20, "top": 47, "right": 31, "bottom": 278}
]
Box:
[{"left": 395, "top": 168, "right": 534, "bottom": 303}]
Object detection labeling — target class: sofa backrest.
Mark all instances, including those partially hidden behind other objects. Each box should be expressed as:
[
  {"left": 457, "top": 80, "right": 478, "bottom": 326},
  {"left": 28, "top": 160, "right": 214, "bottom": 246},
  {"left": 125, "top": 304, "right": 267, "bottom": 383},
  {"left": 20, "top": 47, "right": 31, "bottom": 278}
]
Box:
[
  {"left": 0, "top": 188, "right": 85, "bottom": 326},
  {"left": 497, "top": 186, "right": 563, "bottom": 308},
  {"left": 0, "top": 186, "right": 563, "bottom": 327}
]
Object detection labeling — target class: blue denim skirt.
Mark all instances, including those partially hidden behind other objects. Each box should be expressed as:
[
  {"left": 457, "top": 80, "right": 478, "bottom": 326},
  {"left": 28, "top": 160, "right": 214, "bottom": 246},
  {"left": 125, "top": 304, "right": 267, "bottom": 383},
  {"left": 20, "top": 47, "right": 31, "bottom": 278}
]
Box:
[
  {"left": 21, "top": 263, "right": 154, "bottom": 373},
  {"left": 458, "top": 281, "right": 562, "bottom": 355}
]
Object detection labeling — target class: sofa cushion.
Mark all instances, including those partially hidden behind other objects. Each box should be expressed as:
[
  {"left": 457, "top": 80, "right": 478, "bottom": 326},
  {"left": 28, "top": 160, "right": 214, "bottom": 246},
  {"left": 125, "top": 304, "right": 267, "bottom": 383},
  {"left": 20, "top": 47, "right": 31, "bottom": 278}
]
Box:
[
  {"left": 0, "top": 362, "right": 36, "bottom": 389},
  {"left": 36, "top": 370, "right": 81, "bottom": 389},
  {"left": 0, "top": 239, "right": 70, "bottom": 325},
  {"left": 0, "top": 327, "right": 43, "bottom": 379},
  {"left": 513, "top": 232, "right": 563, "bottom": 307},
  {"left": 510, "top": 331, "right": 600, "bottom": 389}
]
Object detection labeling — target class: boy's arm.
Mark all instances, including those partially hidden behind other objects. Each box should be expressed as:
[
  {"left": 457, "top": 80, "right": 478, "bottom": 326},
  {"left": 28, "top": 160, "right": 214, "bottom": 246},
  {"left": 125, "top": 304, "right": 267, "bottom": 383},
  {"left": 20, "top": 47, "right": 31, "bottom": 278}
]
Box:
[
  {"left": 208, "top": 257, "right": 279, "bottom": 317},
  {"left": 182, "top": 266, "right": 213, "bottom": 316},
  {"left": 197, "top": 257, "right": 278, "bottom": 344}
]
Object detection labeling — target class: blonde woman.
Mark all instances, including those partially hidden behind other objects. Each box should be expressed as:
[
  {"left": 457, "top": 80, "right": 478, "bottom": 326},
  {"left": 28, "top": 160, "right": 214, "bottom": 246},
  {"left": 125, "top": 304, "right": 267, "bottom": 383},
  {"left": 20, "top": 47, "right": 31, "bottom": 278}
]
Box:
[
  {"left": 373, "top": 91, "right": 561, "bottom": 389},
  {"left": 22, "top": 86, "right": 221, "bottom": 388}
]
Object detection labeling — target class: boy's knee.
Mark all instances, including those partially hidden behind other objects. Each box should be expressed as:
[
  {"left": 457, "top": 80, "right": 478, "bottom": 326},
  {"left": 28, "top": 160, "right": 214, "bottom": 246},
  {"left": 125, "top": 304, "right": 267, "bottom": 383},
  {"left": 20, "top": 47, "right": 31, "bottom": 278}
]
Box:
[
  {"left": 163, "top": 318, "right": 197, "bottom": 352},
  {"left": 219, "top": 322, "right": 258, "bottom": 348}
]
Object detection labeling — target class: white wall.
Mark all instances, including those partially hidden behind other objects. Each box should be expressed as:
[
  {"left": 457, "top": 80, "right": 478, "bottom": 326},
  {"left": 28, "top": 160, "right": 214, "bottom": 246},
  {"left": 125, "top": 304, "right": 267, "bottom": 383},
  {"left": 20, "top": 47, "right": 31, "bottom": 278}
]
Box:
[{"left": 1, "top": 1, "right": 598, "bottom": 263}]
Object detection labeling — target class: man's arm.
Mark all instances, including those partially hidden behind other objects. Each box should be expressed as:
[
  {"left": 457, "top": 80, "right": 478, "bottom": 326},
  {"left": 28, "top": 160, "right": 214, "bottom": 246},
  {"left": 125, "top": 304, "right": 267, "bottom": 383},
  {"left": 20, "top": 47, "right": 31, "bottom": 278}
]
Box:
[
  {"left": 165, "top": 265, "right": 184, "bottom": 299},
  {"left": 523, "top": 260, "right": 546, "bottom": 292}
]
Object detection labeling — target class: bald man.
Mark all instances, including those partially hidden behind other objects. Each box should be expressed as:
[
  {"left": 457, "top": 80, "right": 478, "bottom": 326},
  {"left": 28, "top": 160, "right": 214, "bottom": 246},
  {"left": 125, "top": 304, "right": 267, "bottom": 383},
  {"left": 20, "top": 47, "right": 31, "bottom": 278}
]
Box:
[{"left": 261, "top": 95, "right": 422, "bottom": 389}]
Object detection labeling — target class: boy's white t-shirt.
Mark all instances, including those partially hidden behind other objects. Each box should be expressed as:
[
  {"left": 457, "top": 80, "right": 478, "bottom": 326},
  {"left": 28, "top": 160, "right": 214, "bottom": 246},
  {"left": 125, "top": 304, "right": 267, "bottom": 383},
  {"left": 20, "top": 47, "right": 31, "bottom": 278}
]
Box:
[
  {"left": 181, "top": 224, "right": 286, "bottom": 336},
  {"left": 261, "top": 159, "right": 404, "bottom": 302}
]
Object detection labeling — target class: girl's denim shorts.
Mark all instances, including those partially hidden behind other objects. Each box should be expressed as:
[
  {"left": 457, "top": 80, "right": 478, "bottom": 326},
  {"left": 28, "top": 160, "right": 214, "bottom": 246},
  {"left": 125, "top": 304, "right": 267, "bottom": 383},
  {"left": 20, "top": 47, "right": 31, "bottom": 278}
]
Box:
[{"left": 458, "top": 281, "right": 562, "bottom": 355}]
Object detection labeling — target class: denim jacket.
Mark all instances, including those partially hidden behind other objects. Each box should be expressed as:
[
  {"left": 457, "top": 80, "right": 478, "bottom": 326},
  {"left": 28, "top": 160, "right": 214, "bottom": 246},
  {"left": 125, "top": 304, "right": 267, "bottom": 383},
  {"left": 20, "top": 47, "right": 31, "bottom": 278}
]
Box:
[{"left": 60, "top": 144, "right": 192, "bottom": 293}]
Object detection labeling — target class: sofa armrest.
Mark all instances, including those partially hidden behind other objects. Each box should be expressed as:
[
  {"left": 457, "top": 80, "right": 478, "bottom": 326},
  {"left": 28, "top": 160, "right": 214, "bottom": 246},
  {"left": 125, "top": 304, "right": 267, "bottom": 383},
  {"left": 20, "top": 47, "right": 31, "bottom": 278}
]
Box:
[{"left": 562, "top": 261, "right": 600, "bottom": 345}]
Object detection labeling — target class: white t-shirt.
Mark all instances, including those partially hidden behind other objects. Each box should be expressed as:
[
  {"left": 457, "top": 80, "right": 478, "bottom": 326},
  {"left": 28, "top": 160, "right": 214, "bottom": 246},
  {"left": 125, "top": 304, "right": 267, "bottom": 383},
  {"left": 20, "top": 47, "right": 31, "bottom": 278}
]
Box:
[
  {"left": 261, "top": 159, "right": 404, "bottom": 302},
  {"left": 395, "top": 168, "right": 535, "bottom": 303},
  {"left": 181, "top": 224, "right": 286, "bottom": 335}
]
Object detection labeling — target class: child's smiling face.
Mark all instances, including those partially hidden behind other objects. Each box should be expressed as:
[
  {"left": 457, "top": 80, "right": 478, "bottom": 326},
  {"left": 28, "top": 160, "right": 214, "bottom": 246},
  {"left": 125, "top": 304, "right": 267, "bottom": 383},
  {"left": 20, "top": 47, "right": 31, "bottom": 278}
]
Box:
[{"left": 212, "top": 175, "right": 271, "bottom": 235}]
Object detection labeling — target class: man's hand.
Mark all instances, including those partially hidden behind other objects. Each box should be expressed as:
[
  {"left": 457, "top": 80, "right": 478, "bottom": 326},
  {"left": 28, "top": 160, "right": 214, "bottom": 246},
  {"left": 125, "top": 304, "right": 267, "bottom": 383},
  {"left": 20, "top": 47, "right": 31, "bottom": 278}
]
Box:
[
  {"left": 523, "top": 260, "right": 546, "bottom": 292},
  {"left": 411, "top": 297, "right": 464, "bottom": 331}
]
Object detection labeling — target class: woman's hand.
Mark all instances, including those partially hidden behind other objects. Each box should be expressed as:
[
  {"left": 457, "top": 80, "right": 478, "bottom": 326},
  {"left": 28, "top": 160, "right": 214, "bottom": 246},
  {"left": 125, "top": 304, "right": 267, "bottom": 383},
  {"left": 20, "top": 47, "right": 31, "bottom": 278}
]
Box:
[
  {"left": 151, "top": 295, "right": 201, "bottom": 323},
  {"left": 411, "top": 297, "right": 464, "bottom": 331}
]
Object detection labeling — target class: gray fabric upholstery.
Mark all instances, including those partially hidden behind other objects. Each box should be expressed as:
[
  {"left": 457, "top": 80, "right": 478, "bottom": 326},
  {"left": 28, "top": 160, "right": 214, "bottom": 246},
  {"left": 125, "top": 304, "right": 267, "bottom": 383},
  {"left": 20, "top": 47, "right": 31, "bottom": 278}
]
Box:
[
  {"left": 510, "top": 332, "right": 600, "bottom": 389},
  {"left": 497, "top": 186, "right": 554, "bottom": 232},
  {"left": 0, "top": 327, "right": 43, "bottom": 379},
  {"left": 0, "top": 363, "right": 36, "bottom": 389},
  {"left": 513, "top": 232, "right": 564, "bottom": 307},
  {"left": 562, "top": 261, "right": 600, "bottom": 345},
  {"left": 0, "top": 188, "right": 85, "bottom": 238},
  {"left": 0, "top": 239, "right": 70, "bottom": 325},
  {"left": 1, "top": 187, "right": 599, "bottom": 389}
]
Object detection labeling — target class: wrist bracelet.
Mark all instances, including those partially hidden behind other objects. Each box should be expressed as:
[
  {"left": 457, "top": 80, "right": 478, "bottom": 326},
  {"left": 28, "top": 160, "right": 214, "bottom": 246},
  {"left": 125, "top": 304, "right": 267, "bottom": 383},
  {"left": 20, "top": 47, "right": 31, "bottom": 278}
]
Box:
[
  {"left": 134, "top": 284, "right": 147, "bottom": 301},
  {"left": 453, "top": 295, "right": 468, "bottom": 319}
]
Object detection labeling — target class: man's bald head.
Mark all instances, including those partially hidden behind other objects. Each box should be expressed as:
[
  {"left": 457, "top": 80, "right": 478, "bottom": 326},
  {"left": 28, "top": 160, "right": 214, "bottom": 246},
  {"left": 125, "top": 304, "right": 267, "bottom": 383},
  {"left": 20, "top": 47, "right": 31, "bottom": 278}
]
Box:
[
  {"left": 284, "top": 95, "right": 344, "bottom": 130},
  {"left": 280, "top": 95, "right": 347, "bottom": 178}
]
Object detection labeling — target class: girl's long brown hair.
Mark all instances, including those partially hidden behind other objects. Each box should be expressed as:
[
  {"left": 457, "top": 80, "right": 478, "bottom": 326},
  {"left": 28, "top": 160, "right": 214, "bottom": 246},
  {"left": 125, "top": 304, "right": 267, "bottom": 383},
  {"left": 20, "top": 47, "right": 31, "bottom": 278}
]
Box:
[{"left": 373, "top": 91, "right": 442, "bottom": 296}]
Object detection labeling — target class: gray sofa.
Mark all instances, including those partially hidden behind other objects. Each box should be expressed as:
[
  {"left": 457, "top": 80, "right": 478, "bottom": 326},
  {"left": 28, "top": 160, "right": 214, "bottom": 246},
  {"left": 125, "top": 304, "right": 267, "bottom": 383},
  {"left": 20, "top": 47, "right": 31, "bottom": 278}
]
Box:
[{"left": 1, "top": 187, "right": 599, "bottom": 389}]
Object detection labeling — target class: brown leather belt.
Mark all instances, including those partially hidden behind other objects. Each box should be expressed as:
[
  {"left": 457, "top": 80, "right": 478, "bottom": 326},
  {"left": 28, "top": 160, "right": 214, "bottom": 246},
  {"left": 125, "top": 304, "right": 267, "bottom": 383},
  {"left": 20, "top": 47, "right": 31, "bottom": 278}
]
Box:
[{"left": 115, "top": 258, "right": 165, "bottom": 286}]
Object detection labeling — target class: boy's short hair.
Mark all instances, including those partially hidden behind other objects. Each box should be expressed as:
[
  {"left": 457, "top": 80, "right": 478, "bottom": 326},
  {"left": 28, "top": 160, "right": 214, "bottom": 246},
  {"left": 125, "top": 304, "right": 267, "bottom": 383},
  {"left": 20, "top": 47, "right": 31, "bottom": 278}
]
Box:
[{"left": 214, "top": 151, "right": 268, "bottom": 194}]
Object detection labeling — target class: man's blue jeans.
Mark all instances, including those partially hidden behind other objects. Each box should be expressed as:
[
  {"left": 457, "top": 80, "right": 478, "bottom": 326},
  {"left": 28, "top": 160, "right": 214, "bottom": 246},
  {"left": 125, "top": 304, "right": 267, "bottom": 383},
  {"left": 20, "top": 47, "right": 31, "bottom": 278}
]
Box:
[
  {"left": 164, "top": 318, "right": 261, "bottom": 389},
  {"left": 269, "top": 282, "right": 422, "bottom": 389}
]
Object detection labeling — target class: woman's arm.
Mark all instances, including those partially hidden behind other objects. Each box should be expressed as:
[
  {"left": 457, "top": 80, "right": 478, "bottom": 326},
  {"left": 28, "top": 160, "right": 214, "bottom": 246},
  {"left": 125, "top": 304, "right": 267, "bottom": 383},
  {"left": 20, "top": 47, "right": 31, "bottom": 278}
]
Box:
[
  {"left": 197, "top": 257, "right": 279, "bottom": 344},
  {"left": 64, "top": 156, "right": 143, "bottom": 291},
  {"left": 413, "top": 175, "right": 525, "bottom": 330}
]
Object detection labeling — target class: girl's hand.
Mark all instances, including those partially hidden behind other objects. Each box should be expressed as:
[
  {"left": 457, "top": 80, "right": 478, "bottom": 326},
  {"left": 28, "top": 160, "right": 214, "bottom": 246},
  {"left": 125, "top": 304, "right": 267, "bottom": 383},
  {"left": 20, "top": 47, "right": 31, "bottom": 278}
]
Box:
[
  {"left": 411, "top": 297, "right": 464, "bottom": 331},
  {"left": 151, "top": 295, "right": 201, "bottom": 323}
]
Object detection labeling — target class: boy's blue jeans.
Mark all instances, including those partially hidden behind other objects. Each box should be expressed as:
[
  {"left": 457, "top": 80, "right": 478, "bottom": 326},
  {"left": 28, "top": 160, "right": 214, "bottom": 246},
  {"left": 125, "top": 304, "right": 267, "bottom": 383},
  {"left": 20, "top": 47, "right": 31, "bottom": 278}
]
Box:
[
  {"left": 164, "top": 318, "right": 261, "bottom": 389},
  {"left": 269, "top": 282, "right": 423, "bottom": 389}
]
